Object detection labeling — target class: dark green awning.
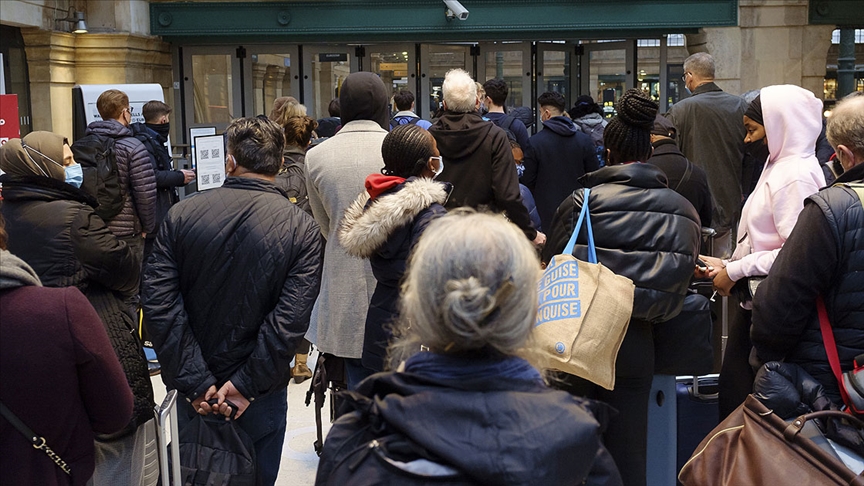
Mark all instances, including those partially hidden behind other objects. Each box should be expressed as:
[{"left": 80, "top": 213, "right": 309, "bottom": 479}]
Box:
[{"left": 151, "top": 0, "right": 738, "bottom": 43}]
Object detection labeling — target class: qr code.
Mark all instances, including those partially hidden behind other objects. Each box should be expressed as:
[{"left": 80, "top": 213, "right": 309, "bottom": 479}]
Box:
[
  {"left": 201, "top": 174, "right": 211, "bottom": 184},
  {"left": 200, "top": 150, "right": 210, "bottom": 160},
  {"left": 210, "top": 148, "right": 221, "bottom": 159},
  {"left": 213, "top": 173, "right": 221, "bottom": 183}
]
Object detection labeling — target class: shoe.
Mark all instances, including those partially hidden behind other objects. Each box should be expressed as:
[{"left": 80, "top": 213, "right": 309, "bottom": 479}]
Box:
[{"left": 292, "top": 353, "right": 313, "bottom": 384}]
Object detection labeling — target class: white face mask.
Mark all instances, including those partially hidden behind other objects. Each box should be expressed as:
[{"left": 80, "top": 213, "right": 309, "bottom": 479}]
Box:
[{"left": 429, "top": 156, "right": 444, "bottom": 178}]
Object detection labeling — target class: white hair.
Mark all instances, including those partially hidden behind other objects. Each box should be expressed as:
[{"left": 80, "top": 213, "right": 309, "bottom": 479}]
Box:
[
  {"left": 442, "top": 69, "right": 478, "bottom": 113},
  {"left": 827, "top": 94, "right": 864, "bottom": 158},
  {"left": 388, "top": 210, "right": 542, "bottom": 367}
]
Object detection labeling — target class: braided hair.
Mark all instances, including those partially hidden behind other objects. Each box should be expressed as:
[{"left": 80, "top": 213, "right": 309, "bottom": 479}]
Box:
[
  {"left": 381, "top": 124, "right": 434, "bottom": 177},
  {"left": 603, "top": 89, "right": 658, "bottom": 165}
]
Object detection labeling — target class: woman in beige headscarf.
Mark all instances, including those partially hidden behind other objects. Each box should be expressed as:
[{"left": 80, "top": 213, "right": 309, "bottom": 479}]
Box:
[{"left": 0, "top": 131, "right": 157, "bottom": 486}]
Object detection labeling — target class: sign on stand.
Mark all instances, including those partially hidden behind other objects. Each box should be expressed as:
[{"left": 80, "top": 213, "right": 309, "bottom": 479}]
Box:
[
  {"left": 194, "top": 134, "right": 226, "bottom": 191},
  {"left": 0, "top": 94, "right": 21, "bottom": 146}
]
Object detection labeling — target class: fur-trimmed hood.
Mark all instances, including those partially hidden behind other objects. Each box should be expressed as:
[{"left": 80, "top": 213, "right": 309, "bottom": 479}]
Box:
[{"left": 339, "top": 177, "right": 450, "bottom": 258}]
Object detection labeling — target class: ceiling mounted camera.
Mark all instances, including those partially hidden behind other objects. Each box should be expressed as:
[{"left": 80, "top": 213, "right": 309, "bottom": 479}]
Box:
[{"left": 444, "top": 0, "right": 469, "bottom": 21}]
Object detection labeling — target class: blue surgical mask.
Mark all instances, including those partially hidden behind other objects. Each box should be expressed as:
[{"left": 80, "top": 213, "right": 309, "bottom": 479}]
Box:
[
  {"left": 65, "top": 164, "right": 83, "bottom": 188},
  {"left": 430, "top": 156, "right": 444, "bottom": 178}
]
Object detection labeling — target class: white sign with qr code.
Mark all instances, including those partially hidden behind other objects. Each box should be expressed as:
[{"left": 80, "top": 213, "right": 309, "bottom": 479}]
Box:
[{"left": 194, "top": 134, "right": 226, "bottom": 191}]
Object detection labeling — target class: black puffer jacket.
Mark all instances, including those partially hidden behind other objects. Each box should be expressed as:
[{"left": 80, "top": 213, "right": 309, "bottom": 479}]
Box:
[
  {"left": 541, "top": 163, "right": 701, "bottom": 323},
  {"left": 130, "top": 122, "right": 185, "bottom": 232},
  {"left": 647, "top": 138, "right": 713, "bottom": 228},
  {"left": 751, "top": 162, "right": 864, "bottom": 404},
  {"left": 142, "top": 177, "right": 323, "bottom": 402},
  {"left": 85, "top": 120, "right": 157, "bottom": 236},
  {"left": 429, "top": 112, "right": 536, "bottom": 240},
  {"left": 274, "top": 147, "right": 312, "bottom": 215},
  {"left": 0, "top": 174, "right": 154, "bottom": 432},
  {"left": 339, "top": 177, "right": 449, "bottom": 371}
]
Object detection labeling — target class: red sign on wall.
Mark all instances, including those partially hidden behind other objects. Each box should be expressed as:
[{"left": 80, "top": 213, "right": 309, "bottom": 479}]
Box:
[{"left": 0, "top": 94, "right": 21, "bottom": 146}]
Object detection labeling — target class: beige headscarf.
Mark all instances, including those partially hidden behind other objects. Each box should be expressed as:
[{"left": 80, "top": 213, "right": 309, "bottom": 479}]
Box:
[{"left": 0, "top": 131, "right": 66, "bottom": 181}]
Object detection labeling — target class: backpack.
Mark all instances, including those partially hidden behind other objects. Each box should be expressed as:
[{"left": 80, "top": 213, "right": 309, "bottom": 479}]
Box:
[
  {"left": 507, "top": 106, "right": 535, "bottom": 130},
  {"left": 71, "top": 133, "right": 124, "bottom": 221},
  {"left": 276, "top": 161, "right": 311, "bottom": 215},
  {"left": 390, "top": 116, "right": 421, "bottom": 131}
]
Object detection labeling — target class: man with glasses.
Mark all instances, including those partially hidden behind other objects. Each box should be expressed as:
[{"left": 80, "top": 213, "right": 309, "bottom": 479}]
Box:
[{"left": 667, "top": 52, "right": 747, "bottom": 258}]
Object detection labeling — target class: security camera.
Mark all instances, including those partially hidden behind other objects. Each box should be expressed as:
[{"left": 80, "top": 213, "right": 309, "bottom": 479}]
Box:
[{"left": 444, "top": 0, "right": 469, "bottom": 21}]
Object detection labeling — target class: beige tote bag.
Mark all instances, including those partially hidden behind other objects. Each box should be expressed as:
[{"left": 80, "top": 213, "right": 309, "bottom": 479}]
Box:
[{"left": 535, "top": 188, "right": 635, "bottom": 390}]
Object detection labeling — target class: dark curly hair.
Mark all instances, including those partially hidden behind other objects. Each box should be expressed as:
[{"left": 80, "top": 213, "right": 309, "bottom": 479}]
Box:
[
  {"left": 381, "top": 124, "right": 435, "bottom": 177},
  {"left": 603, "top": 89, "right": 657, "bottom": 165}
]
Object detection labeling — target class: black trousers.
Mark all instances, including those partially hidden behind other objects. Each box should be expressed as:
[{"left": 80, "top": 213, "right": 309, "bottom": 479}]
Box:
[
  {"left": 551, "top": 319, "right": 654, "bottom": 486},
  {"left": 718, "top": 301, "right": 755, "bottom": 420}
]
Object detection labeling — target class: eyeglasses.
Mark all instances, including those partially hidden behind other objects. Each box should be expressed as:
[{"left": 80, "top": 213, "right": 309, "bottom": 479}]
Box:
[{"left": 681, "top": 72, "right": 691, "bottom": 82}]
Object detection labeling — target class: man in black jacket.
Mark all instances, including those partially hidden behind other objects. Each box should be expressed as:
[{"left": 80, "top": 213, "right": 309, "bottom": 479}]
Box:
[
  {"left": 142, "top": 117, "right": 323, "bottom": 486},
  {"left": 523, "top": 91, "right": 599, "bottom": 231},
  {"left": 130, "top": 100, "right": 195, "bottom": 263},
  {"left": 429, "top": 68, "right": 544, "bottom": 246},
  {"left": 751, "top": 94, "right": 864, "bottom": 405},
  {"left": 646, "top": 114, "right": 713, "bottom": 228}
]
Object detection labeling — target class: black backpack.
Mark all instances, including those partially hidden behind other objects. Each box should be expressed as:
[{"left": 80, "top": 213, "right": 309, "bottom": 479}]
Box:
[
  {"left": 71, "top": 133, "right": 124, "bottom": 221},
  {"left": 390, "top": 116, "right": 421, "bottom": 131}
]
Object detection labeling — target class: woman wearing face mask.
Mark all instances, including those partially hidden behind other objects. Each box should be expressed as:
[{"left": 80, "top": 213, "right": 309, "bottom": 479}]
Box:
[
  {"left": 0, "top": 132, "right": 155, "bottom": 486},
  {"left": 697, "top": 85, "right": 827, "bottom": 419},
  {"left": 338, "top": 123, "right": 450, "bottom": 377}
]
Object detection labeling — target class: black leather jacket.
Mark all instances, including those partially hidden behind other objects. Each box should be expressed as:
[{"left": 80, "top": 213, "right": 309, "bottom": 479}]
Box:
[{"left": 542, "top": 163, "right": 701, "bottom": 323}]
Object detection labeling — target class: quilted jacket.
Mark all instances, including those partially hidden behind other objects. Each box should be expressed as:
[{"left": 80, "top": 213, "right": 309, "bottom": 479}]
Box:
[
  {"left": 542, "top": 163, "right": 701, "bottom": 323},
  {"left": 0, "top": 174, "right": 153, "bottom": 433},
  {"left": 85, "top": 120, "right": 157, "bottom": 236},
  {"left": 142, "top": 176, "right": 323, "bottom": 402}
]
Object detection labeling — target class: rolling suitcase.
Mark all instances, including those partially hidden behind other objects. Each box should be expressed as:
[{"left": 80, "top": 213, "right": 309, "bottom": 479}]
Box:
[{"left": 154, "top": 389, "right": 182, "bottom": 486}]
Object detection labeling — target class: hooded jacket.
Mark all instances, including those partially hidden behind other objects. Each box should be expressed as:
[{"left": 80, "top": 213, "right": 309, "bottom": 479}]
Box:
[
  {"left": 572, "top": 112, "right": 608, "bottom": 149},
  {"left": 143, "top": 177, "right": 322, "bottom": 402},
  {"left": 751, "top": 161, "right": 864, "bottom": 404},
  {"left": 0, "top": 251, "right": 134, "bottom": 486},
  {"left": 339, "top": 177, "right": 449, "bottom": 371},
  {"left": 429, "top": 112, "right": 537, "bottom": 240},
  {"left": 542, "top": 163, "right": 701, "bottom": 323},
  {"left": 0, "top": 174, "right": 152, "bottom": 434},
  {"left": 84, "top": 120, "right": 157, "bottom": 236},
  {"left": 666, "top": 82, "right": 748, "bottom": 232},
  {"left": 304, "top": 71, "right": 391, "bottom": 359},
  {"left": 316, "top": 354, "right": 622, "bottom": 486},
  {"left": 523, "top": 115, "right": 600, "bottom": 231},
  {"left": 725, "top": 85, "right": 826, "bottom": 283}
]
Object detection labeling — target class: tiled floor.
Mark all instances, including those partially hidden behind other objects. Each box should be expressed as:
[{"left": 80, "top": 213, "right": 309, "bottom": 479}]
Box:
[{"left": 150, "top": 352, "right": 330, "bottom": 485}]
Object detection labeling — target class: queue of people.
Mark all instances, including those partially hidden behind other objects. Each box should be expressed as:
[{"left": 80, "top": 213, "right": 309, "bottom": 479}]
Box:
[{"left": 1, "top": 54, "right": 863, "bottom": 486}]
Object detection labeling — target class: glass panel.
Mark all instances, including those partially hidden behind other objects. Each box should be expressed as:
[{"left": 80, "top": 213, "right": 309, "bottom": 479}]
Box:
[
  {"left": 192, "top": 54, "right": 234, "bottom": 124},
  {"left": 310, "top": 52, "right": 351, "bottom": 120},
  {"left": 541, "top": 50, "right": 569, "bottom": 103},
  {"left": 427, "top": 45, "right": 468, "bottom": 115},
  {"left": 589, "top": 49, "right": 626, "bottom": 118},
  {"left": 483, "top": 50, "right": 524, "bottom": 106},
  {"left": 368, "top": 49, "right": 411, "bottom": 113},
  {"left": 251, "top": 53, "right": 294, "bottom": 117}
]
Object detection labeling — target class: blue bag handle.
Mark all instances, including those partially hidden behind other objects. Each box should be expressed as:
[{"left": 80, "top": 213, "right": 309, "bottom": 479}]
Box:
[{"left": 562, "top": 187, "right": 598, "bottom": 264}]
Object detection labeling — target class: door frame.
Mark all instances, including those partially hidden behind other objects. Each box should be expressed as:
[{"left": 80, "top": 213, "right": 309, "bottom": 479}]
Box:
[
  {"left": 578, "top": 40, "right": 636, "bottom": 107},
  {"left": 243, "top": 45, "right": 301, "bottom": 118},
  {"left": 181, "top": 45, "right": 245, "bottom": 138},
  {"left": 301, "top": 45, "right": 360, "bottom": 119}
]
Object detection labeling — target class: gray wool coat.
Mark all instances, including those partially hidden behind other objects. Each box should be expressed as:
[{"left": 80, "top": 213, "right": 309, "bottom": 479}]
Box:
[{"left": 304, "top": 120, "right": 386, "bottom": 358}]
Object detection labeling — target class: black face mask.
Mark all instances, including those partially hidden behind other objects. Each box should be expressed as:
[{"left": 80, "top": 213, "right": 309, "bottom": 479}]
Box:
[
  {"left": 145, "top": 122, "right": 170, "bottom": 138},
  {"left": 744, "top": 137, "right": 769, "bottom": 164}
]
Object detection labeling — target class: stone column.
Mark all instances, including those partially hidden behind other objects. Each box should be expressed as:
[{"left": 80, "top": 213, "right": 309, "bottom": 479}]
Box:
[{"left": 21, "top": 30, "right": 77, "bottom": 137}]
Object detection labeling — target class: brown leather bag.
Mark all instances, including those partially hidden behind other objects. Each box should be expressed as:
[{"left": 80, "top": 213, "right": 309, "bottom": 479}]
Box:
[{"left": 679, "top": 395, "right": 864, "bottom": 486}]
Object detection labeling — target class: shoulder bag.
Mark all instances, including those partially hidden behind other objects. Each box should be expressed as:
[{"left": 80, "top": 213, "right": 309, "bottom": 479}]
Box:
[
  {"left": 534, "top": 187, "right": 635, "bottom": 390},
  {"left": 0, "top": 400, "right": 71, "bottom": 476}
]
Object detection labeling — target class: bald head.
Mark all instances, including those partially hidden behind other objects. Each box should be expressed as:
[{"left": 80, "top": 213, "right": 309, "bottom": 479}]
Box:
[{"left": 827, "top": 94, "right": 864, "bottom": 171}]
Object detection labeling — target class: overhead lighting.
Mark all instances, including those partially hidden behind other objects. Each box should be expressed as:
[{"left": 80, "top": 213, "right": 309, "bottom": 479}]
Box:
[{"left": 58, "top": 10, "right": 88, "bottom": 34}]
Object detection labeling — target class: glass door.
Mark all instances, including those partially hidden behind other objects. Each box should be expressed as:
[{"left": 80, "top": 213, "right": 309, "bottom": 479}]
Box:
[
  {"left": 362, "top": 44, "right": 417, "bottom": 116},
  {"left": 476, "top": 42, "right": 532, "bottom": 108},
  {"left": 245, "top": 46, "right": 300, "bottom": 118},
  {"left": 302, "top": 46, "right": 358, "bottom": 120},
  {"left": 579, "top": 41, "right": 635, "bottom": 118},
  {"left": 536, "top": 42, "right": 575, "bottom": 126},
  {"left": 419, "top": 44, "right": 472, "bottom": 119},
  {"left": 182, "top": 46, "right": 244, "bottom": 134}
]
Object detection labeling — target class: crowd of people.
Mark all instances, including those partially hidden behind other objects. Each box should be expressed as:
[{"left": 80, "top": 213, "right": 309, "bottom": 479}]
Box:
[{"left": 1, "top": 49, "right": 863, "bottom": 486}]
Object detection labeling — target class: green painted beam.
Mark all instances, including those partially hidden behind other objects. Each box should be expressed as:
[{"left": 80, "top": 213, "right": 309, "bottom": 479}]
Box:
[
  {"left": 809, "top": 0, "right": 864, "bottom": 25},
  {"left": 151, "top": 1, "right": 736, "bottom": 42}
]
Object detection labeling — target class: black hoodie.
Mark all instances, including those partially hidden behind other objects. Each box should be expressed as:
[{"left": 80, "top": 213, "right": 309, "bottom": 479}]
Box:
[
  {"left": 429, "top": 112, "right": 537, "bottom": 240},
  {"left": 339, "top": 72, "right": 390, "bottom": 131}
]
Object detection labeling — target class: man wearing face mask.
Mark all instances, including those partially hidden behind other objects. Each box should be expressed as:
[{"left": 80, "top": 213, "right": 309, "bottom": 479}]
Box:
[
  {"left": 0, "top": 131, "right": 155, "bottom": 485},
  {"left": 130, "top": 101, "right": 195, "bottom": 264}
]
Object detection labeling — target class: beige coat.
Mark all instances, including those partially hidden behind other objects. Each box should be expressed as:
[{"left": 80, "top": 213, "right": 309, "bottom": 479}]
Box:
[{"left": 304, "top": 120, "right": 386, "bottom": 358}]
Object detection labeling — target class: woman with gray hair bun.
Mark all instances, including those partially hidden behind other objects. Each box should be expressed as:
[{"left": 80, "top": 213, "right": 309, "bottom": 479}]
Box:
[{"left": 316, "top": 211, "right": 622, "bottom": 486}]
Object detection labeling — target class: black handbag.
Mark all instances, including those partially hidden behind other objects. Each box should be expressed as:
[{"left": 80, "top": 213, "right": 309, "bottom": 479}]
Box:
[
  {"left": 178, "top": 399, "right": 257, "bottom": 486},
  {"left": 653, "top": 292, "right": 714, "bottom": 376}
]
